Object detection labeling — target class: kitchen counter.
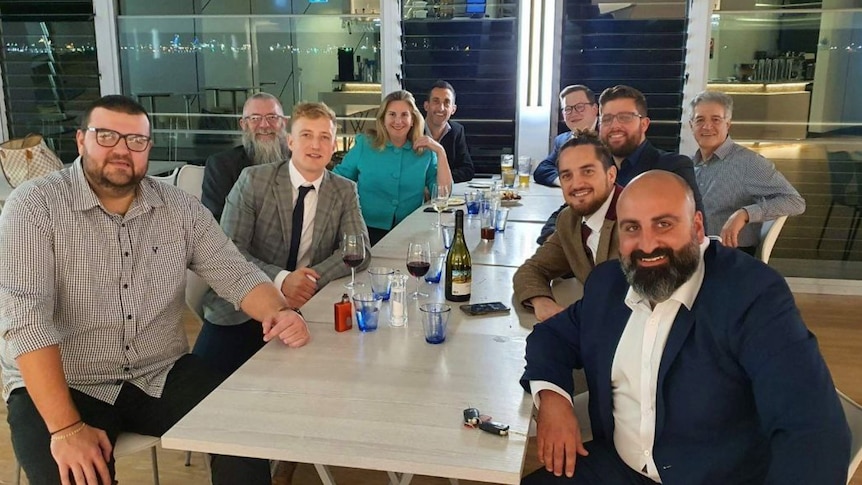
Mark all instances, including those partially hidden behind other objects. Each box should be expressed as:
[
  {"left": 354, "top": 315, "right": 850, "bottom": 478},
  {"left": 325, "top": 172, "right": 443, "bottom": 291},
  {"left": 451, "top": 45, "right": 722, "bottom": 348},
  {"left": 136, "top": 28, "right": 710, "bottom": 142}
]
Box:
[{"left": 707, "top": 82, "right": 811, "bottom": 140}]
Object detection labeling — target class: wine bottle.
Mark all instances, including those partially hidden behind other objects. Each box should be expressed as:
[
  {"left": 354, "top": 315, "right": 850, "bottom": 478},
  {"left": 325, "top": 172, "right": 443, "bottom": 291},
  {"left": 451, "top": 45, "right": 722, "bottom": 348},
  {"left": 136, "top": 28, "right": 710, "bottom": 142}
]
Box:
[{"left": 445, "top": 209, "right": 471, "bottom": 302}]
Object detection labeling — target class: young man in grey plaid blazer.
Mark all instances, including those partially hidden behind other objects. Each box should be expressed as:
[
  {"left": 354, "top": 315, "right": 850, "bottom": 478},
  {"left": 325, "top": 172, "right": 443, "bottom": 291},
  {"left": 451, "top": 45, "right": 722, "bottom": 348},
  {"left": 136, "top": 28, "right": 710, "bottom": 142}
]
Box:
[{"left": 194, "top": 101, "right": 371, "bottom": 375}]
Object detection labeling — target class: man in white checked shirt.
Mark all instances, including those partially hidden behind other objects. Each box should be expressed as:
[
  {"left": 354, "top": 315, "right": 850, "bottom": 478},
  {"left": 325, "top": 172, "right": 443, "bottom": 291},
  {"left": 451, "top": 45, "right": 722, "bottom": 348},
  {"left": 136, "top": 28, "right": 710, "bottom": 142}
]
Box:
[
  {"left": 690, "top": 90, "right": 805, "bottom": 255},
  {"left": 0, "top": 95, "right": 308, "bottom": 485}
]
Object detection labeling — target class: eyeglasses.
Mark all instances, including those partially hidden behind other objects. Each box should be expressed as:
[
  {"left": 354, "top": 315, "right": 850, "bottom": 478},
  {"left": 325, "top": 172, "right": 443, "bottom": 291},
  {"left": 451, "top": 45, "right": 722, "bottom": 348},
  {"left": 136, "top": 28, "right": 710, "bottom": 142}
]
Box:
[
  {"left": 86, "top": 128, "right": 151, "bottom": 152},
  {"left": 600, "top": 112, "right": 644, "bottom": 125},
  {"left": 691, "top": 116, "right": 727, "bottom": 128},
  {"left": 242, "top": 114, "right": 283, "bottom": 125},
  {"left": 562, "top": 103, "right": 594, "bottom": 115}
]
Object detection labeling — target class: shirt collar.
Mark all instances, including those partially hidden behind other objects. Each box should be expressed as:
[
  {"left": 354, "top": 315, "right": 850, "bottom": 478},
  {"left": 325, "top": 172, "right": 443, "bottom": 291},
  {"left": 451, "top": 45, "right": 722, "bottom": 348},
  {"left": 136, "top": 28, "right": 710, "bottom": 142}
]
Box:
[
  {"left": 69, "top": 156, "right": 164, "bottom": 215},
  {"left": 424, "top": 120, "right": 451, "bottom": 141},
  {"left": 694, "top": 136, "right": 735, "bottom": 165},
  {"left": 624, "top": 237, "right": 709, "bottom": 311},
  {"left": 386, "top": 139, "right": 413, "bottom": 151},
  {"left": 582, "top": 185, "right": 616, "bottom": 234},
  {"left": 622, "top": 140, "right": 649, "bottom": 167},
  {"left": 288, "top": 159, "right": 323, "bottom": 191}
]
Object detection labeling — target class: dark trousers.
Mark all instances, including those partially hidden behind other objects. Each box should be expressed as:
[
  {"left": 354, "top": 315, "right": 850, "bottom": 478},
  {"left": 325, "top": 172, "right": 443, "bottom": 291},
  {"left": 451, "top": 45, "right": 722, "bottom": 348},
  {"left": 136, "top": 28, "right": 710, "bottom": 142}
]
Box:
[
  {"left": 368, "top": 226, "right": 390, "bottom": 246},
  {"left": 522, "top": 440, "right": 660, "bottom": 485},
  {"left": 738, "top": 245, "right": 757, "bottom": 256},
  {"left": 192, "top": 318, "right": 267, "bottom": 375},
  {"left": 6, "top": 354, "right": 271, "bottom": 485}
]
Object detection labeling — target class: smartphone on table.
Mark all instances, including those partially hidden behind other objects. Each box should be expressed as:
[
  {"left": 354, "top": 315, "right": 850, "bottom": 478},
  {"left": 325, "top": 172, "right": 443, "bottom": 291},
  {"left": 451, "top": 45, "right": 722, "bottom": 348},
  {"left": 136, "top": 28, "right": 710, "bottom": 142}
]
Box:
[{"left": 459, "top": 302, "right": 510, "bottom": 316}]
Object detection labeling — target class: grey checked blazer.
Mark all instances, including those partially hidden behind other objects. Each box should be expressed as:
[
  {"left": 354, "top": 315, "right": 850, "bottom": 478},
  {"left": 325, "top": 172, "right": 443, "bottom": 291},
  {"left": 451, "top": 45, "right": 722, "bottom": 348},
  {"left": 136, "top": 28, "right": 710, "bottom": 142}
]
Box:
[{"left": 202, "top": 160, "right": 371, "bottom": 326}]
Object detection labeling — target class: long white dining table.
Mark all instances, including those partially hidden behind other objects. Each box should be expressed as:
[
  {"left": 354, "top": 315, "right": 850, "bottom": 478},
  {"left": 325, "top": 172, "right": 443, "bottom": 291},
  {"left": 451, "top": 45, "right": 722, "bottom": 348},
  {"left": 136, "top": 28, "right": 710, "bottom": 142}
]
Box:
[{"left": 162, "top": 176, "right": 585, "bottom": 485}]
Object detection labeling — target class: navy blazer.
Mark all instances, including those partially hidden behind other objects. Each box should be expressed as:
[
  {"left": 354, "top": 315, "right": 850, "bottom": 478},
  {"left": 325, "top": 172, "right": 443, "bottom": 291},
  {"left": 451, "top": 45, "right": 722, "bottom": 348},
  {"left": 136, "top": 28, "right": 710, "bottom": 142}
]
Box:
[
  {"left": 533, "top": 132, "right": 571, "bottom": 187},
  {"left": 619, "top": 140, "right": 705, "bottom": 219},
  {"left": 435, "top": 120, "right": 475, "bottom": 183},
  {"left": 522, "top": 241, "right": 850, "bottom": 484},
  {"left": 201, "top": 146, "right": 253, "bottom": 222}
]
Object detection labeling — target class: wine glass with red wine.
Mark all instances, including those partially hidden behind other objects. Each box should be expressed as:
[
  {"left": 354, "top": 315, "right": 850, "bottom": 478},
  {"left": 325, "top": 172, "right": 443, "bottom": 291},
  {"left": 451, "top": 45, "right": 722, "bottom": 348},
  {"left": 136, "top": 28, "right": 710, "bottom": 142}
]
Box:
[
  {"left": 342, "top": 233, "right": 365, "bottom": 289},
  {"left": 406, "top": 241, "right": 431, "bottom": 299}
]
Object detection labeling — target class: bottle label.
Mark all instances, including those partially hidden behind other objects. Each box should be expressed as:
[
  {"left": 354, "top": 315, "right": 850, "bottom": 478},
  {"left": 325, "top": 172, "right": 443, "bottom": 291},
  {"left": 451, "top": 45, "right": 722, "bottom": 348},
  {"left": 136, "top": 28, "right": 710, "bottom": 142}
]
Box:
[{"left": 451, "top": 269, "right": 471, "bottom": 296}]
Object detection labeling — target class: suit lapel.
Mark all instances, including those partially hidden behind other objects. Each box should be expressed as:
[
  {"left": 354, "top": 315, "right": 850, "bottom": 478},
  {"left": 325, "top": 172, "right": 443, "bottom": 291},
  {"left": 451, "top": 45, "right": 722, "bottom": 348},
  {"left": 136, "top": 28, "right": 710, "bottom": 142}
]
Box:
[
  {"left": 274, "top": 164, "right": 295, "bottom": 249},
  {"left": 654, "top": 304, "right": 696, "bottom": 439},
  {"left": 312, "top": 172, "right": 334, "bottom": 263},
  {"left": 595, "top": 297, "right": 632, "bottom": 437},
  {"left": 595, "top": 185, "right": 623, "bottom": 264}
]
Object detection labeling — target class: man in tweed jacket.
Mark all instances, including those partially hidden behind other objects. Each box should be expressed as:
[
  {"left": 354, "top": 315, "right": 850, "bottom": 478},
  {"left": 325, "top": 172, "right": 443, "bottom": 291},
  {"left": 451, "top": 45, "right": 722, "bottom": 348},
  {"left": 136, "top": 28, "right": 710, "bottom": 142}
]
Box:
[
  {"left": 194, "top": 102, "right": 370, "bottom": 376},
  {"left": 514, "top": 132, "right": 621, "bottom": 322}
]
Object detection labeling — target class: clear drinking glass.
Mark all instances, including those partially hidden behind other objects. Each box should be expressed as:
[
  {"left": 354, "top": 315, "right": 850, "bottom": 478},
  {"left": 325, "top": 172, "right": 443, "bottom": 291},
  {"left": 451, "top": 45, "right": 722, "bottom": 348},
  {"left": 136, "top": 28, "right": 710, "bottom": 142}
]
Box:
[
  {"left": 342, "top": 233, "right": 366, "bottom": 289},
  {"left": 431, "top": 184, "right": 451, "bottom": 228},
  {"left": 405, "top": 241, "right": 430, "bottom": 299}
]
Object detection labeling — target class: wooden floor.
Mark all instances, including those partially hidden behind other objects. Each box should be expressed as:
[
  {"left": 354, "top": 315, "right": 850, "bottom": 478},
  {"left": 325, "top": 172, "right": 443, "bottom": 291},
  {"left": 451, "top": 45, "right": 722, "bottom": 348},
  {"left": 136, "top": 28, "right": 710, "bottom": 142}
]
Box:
[{"left": 2, "top": 293, "right": 861, "bottom": 485}]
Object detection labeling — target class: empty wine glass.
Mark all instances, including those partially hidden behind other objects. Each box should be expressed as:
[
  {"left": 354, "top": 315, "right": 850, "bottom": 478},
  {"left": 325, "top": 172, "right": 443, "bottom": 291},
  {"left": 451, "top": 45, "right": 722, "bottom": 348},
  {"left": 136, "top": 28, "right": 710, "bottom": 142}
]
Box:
[
  {"left": 406, "top": 241, "right": 430, "bottom": 299},
  {"left": 342, "top": 233, "right": 366, "bottom": 289},
  {"left": 431, "top": 184, "right": 451, "bottom": 228}
]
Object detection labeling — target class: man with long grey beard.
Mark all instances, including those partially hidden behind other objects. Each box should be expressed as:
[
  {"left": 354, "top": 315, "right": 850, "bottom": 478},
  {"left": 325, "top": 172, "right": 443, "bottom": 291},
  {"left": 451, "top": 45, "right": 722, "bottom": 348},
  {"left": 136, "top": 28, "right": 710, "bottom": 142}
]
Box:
[
  {"left": 521, "top": 170, "right": 849, "bottom": 485},
  {"left": 202, "top": 92, "right": 290, "bottom": 221}
]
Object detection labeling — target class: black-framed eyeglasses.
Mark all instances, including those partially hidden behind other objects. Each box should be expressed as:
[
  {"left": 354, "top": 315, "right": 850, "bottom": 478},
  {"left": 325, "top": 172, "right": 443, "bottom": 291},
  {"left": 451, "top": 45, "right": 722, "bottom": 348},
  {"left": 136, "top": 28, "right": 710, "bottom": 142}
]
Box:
[
  {"left": 242, "top": 114, "right": 283, "bottom": 125},
  {"left": 600, "top": 112, "right": 644, "bottom": 125},
  {"left": 86, "top": 127, "right": 151, "bottom": 152},
  {"left": 562, "top": 103, "right": 593, "bottom": 115}
]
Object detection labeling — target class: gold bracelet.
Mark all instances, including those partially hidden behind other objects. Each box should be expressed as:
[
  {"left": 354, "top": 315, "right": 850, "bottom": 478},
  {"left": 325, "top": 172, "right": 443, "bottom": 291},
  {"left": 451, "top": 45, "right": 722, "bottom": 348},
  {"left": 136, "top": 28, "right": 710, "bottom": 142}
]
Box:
[{"left": 50, "top": 422, "right": 87, "bottom": 441}]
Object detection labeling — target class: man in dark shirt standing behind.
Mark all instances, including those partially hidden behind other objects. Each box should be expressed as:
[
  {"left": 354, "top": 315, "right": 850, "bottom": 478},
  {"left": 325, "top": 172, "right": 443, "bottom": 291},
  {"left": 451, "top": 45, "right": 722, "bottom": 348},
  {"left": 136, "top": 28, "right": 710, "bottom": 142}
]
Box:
[{"left": 423, "top": 80, "right": 475, "bottom": 182}]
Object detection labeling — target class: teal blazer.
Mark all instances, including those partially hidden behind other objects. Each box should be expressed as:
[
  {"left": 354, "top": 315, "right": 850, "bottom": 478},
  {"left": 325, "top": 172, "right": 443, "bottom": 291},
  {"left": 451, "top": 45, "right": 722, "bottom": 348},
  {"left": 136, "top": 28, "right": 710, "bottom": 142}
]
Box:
[{"left": 334, "top": 134, "right": 437, "bottom": 230}]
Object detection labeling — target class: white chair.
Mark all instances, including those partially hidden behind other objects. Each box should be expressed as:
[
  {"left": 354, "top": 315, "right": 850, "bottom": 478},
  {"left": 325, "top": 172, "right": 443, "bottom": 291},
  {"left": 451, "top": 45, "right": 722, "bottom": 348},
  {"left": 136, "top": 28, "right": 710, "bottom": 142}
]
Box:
[
  {"left": 758, "top": 215, "right": 789, "bottom": 264},
  {"left": 15, "top": 432, "right": 160, "bottom": 485},
  {"left": 176, "top": 164, "right": 205, "bottom": 200},
  {"left": 839, "top": 390, "right": 862, "bottom": 484},
  {"left": 150, "top": 167, "right": 179, "bottom": 185}
]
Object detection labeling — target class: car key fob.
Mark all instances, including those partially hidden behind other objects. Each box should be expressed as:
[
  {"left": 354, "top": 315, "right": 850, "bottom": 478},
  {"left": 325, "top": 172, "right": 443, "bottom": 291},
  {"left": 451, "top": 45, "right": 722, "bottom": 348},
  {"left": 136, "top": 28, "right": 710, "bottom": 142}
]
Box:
[
  {"left": 463, "top": 407, "right": 480, "bottom": 426},
  {"left": 478, "top": 420, "right": 509, "bottom": 436}
]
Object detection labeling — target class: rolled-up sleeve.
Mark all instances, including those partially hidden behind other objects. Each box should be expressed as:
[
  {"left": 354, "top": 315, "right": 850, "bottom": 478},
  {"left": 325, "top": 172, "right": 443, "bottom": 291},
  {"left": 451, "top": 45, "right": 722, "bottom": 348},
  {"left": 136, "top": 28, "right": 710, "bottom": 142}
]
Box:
[{"left": 0, "top": 185, "right": 62, "bottom": 358}]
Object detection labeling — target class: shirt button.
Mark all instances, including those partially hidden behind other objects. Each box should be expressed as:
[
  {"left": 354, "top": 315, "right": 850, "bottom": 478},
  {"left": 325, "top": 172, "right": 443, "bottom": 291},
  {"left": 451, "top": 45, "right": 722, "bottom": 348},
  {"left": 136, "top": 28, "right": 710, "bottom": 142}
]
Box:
[
  {"left": 121, "top": 223, "right": 126, "bottom": 228},
  {"left": 391, "top": 199, "right": 399, "bottom": 205},
  {"left": 123, "top": 284, "right": 128, "bottom": 289},
  {"left": 644, "top": 450, "right": 651, "bottom": 456},
  {"left": 124, "top": 252, "right": 130, "bottom": 257},
  {"left": 127, "top": 315, "right": 132, "bottom": 320},
  {"left": 125, "top": 345, "right": 130, "bottom": 350},
  {"left": 123, "top": 366, "right": 130, "bottom": 372}
]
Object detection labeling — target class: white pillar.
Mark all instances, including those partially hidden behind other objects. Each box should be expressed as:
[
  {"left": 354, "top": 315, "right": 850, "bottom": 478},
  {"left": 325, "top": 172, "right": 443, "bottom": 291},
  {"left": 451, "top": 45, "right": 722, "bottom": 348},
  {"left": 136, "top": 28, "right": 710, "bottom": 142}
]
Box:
[
  {"left": 380, "top": 0, "right": 402, "bottom": 97},
  {"left": 93, "top": 0, "right": 122, "bottom": 95},
  {"left": 679, "top": 0, "right": 714, "bottom": 156}
]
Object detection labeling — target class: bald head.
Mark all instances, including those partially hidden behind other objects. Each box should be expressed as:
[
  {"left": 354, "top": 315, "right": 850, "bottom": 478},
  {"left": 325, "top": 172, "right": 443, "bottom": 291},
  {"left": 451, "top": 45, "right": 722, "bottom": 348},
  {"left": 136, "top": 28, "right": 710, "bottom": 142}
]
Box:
[
  {"left": 619, "top": 170, "right": 697, "bottom": 223},
  {"left": 617, "top": 170, "right": 705, "bottom": 303}
]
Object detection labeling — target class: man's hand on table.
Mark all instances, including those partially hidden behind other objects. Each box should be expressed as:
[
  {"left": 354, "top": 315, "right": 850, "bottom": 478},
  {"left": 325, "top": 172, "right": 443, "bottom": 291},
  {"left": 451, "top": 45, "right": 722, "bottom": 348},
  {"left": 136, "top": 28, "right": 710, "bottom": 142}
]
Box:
[
  {"left": 280, "top": 267, "right": 319, "bottom": 308},
  {"left": 262, "top": 308, "right": 311, "bottom": 348},
  {"left": 536, "top": 390, "right": 588, "bottom": 478},
  {"left": 531, "top": 297, "right": 565, "bottom": 322}
]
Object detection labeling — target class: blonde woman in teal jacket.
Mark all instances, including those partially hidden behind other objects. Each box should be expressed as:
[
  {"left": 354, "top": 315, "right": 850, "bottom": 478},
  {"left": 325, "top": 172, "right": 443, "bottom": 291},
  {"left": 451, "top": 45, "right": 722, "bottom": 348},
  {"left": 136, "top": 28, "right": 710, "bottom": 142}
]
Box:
[{"left": 334, "top": 90, "right": 453, "bottom": 245}]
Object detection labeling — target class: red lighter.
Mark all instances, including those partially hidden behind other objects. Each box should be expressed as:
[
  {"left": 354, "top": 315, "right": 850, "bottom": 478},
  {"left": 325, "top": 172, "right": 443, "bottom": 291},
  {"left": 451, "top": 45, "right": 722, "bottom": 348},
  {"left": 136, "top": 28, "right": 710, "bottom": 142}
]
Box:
[{"left": 334, "top": 293, "right": 353, "bottom": 332}]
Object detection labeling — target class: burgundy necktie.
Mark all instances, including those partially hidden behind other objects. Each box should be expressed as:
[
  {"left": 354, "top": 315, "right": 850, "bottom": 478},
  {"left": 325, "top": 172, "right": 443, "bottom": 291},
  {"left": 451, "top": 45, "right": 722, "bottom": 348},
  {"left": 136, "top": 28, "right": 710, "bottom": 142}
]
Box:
[{"left": 581, "top": 222, "right": 594, "bottom": 267}]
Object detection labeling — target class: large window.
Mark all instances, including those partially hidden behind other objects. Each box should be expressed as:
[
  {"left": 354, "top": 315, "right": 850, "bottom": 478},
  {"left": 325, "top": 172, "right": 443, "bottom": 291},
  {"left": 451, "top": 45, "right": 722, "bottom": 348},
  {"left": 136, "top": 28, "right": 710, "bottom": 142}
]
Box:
[
  {"left": 117, "top": 0, "right": 381, "bottom": 162},
  {"left": 709, "top": 1, "right": 862, "bottom": 276}
]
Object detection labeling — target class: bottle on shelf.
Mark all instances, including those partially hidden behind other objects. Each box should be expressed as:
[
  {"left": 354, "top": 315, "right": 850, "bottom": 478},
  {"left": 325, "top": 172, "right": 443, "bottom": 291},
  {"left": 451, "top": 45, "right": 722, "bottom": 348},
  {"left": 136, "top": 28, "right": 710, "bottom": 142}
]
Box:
[{"left": 445, "top": 209, "right": 472, "bottom": 302}]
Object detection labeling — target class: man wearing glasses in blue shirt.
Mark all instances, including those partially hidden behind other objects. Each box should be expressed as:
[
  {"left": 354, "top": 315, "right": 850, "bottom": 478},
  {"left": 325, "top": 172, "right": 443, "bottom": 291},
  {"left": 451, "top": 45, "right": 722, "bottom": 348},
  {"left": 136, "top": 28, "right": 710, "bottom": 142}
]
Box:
[{"left": 534, "top": 85, "right": 600, "bottom": 187}]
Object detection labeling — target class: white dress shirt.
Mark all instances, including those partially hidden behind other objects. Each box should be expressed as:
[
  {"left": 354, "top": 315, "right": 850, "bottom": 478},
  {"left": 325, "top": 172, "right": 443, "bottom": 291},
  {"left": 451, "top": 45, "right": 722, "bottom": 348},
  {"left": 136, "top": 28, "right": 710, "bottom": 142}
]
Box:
[
  {"left": 581, "top": 190, "right": 615, "bottom": 264},
  {"left": 273, "top": 161, "right": 323, "bottom": 289},
  {"left": 530, "top": 238, "right": 709, "bottom": 482}
]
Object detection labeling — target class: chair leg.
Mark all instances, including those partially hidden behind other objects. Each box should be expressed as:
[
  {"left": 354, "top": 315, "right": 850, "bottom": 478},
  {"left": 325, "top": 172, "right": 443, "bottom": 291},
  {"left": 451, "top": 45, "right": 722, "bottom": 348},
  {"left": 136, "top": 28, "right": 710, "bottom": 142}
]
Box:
[
  {"left": 15, "top": 463, "right": 22, "bottom": 485},
  {"left": 817, "top": 201, "right": 836, "bottom": 251},
  {"left": 185, "top": 450, "right": 192, "bottom": 466},
  {"left": 150, "top": 445, "right": 160, "bottom": 485},
  {"left": 844, "top": 208, "right": 862, "bottom": 260}
]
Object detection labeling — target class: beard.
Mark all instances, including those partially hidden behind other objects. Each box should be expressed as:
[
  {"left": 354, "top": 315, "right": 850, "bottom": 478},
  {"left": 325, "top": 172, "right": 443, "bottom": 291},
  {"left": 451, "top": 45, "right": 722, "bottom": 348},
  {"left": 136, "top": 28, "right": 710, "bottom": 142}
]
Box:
[
  {"left": 242, "top": 130, "right": 289, "bottom": 165},
  {"left": 602, "top": 131, "right": 641, "bottom": 158},
  {"left": 81, "top": 149, "right": 145, "bottom": 194},
  {"left": 568, "top": 186, "right": 612, "bottom": 218},
  {"left": 621, "top": 236, "right": 701, "bottom": 304}
]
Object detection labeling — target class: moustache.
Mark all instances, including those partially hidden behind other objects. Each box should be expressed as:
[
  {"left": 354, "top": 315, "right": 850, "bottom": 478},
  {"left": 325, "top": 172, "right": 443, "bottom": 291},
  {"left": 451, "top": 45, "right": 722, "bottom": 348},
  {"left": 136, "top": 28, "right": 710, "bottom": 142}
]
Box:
[{"left": 630, "top": 247, "right": 673, "bottom": 263}]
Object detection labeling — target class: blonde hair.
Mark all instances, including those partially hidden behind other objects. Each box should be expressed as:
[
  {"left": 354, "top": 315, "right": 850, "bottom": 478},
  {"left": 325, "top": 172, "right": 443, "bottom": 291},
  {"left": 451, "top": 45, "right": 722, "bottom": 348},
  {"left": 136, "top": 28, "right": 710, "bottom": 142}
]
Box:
[
  {"left": 368, "top": 90, "right": 425, "bottom": 151},
  {"left": 290, "top": 101, "right": 337, "bottom": 129}
]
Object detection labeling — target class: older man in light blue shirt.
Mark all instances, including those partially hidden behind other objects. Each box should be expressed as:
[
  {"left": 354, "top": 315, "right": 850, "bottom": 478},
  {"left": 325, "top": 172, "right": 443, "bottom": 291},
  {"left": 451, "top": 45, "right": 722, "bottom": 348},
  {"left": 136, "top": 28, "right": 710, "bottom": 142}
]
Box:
[{"left": 690, "top": 90, "right": 805, "bottom": 254}]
